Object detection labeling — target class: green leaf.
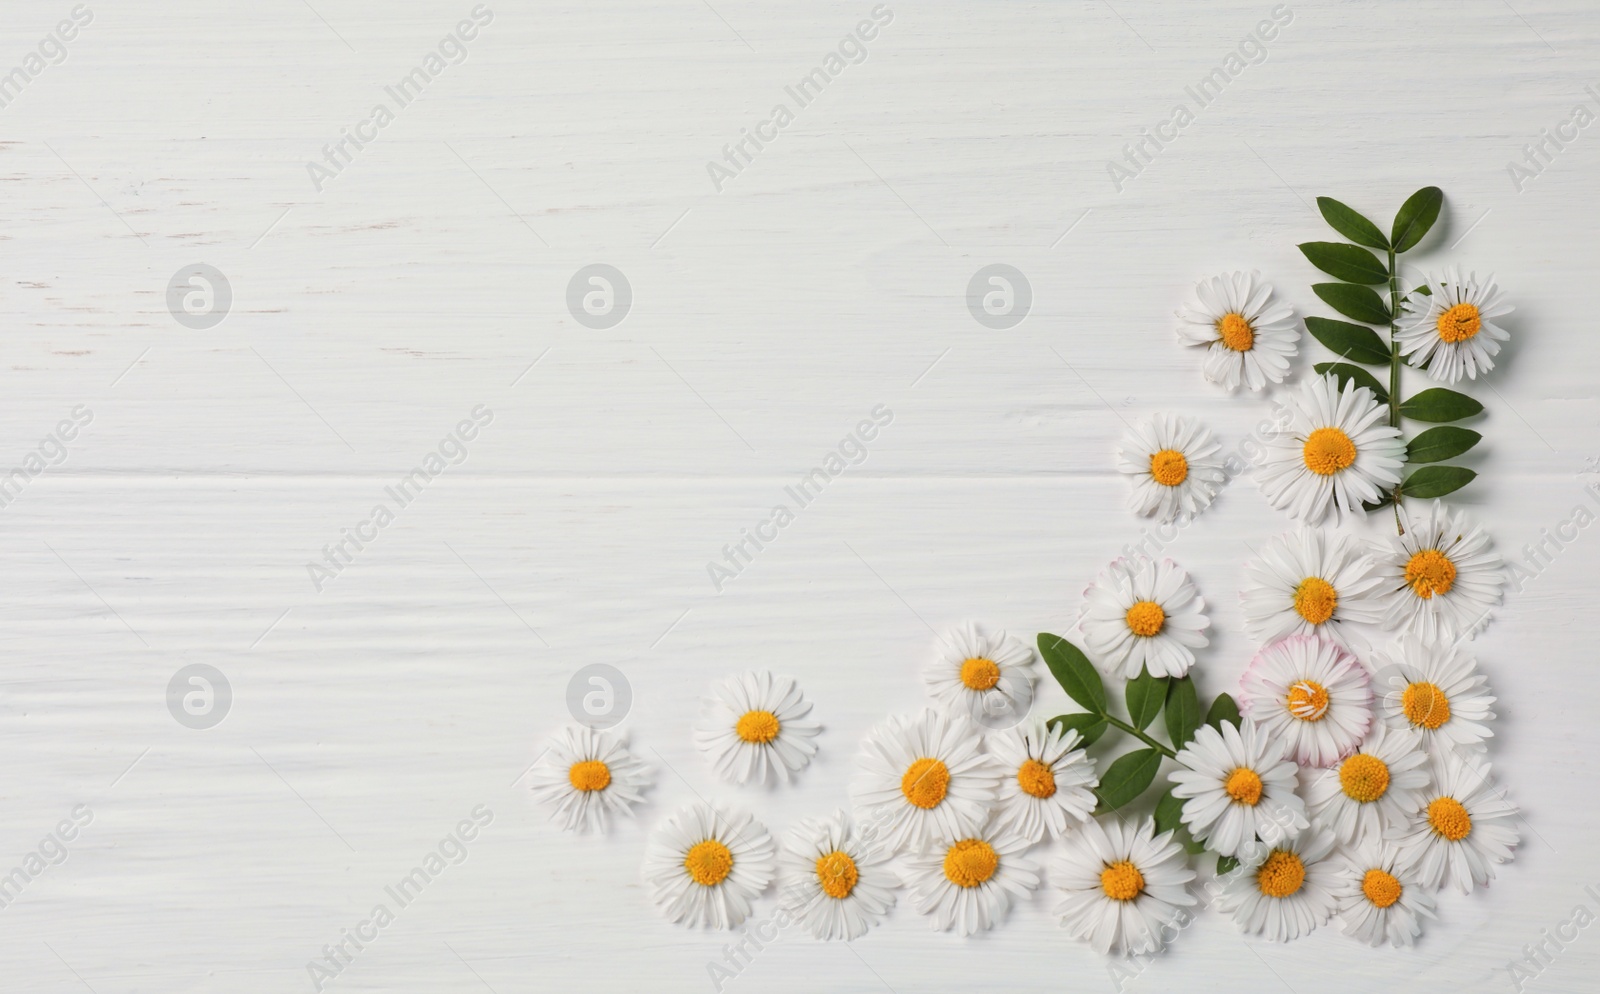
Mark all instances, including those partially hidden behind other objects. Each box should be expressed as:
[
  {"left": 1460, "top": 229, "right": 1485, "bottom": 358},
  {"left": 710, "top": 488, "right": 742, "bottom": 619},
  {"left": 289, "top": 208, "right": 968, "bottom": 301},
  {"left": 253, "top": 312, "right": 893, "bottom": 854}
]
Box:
[
  {"left": 1217, "top": 854, "right": 1241, "bottom": 875},
  {"left": 1038, "top": 634, "right": 1106, "bottom": 714},
  {"left": 1125, "top": 667, "right": 1168, "bottom": 732},
  {"left": 1316, "top": 196, "right": 1389, "bottom": 250},
  {"left": 1047, "top": 712, "right": 1109, "bottom": 747},
  {"left": 1363, "top": 495, "right": 1394, "bottom": 512},
  {"left": 1304, "top": 317, "right": 1391, "bottom": 365},
  {"left": 1204, "top": 692, "right": 1242, "bottom": 731},
  {"left": 1164, "top": 676, "right": 1200, "bottom": 750},
  {"left": 1400, "top": 387, "right": 1484, "bottom": 423},
  {"left": 1095, "top": 748, "right": 1162, "bottom": 812},
  {"left": 1312, "top": 283, "right": 1391, "bottom": 325},
  {"left": 1391, "top": 186, "right": 1444, "bottom": 253},
  {"left": 1406, "top": 426, "right": 1481, "bottom": 464},
  {"left": 1154, "top": 785, "right": 1186, "bottom": 836},
  {"left": 1314, "top": 362, "right": 1389, "bottom": 402},
  {"left": 1297, "top": 241, "right": 1388, "bottom": 284},
  {"left": 1410, "top": 285, "right": 1433, "bottom": 297},
  {"left": 1401, "top": 465, "right": 1477, "bottom": 499}
]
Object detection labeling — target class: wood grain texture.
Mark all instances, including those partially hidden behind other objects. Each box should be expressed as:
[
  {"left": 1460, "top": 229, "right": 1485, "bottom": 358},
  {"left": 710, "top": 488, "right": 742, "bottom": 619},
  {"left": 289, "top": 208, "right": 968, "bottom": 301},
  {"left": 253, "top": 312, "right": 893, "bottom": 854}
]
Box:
[{"left": 2, "top": 1, "right": 1598, "bottom": 991}]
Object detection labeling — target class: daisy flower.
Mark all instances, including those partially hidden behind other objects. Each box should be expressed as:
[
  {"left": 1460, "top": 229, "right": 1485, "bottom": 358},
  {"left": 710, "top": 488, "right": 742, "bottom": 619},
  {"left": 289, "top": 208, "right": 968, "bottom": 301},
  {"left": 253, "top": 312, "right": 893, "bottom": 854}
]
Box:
[
  {"left": 1175, "top": 270, "right": 1299, "bottom": 392},
  {"left": 1303, "top": 722, "right": 1429, "bottom": 845},
  {"left": 1378, "top": 501, "right": 1504, "bottom": 643},
  {"left": 1333, "top": 839, "right": 1437, "bottom": 948},
  {"left": 1168, "top": 719, "right": 1308, "bottom": 858},
  {"left": 851, "top": 709, "right": 1002, "bottom": 852},
  {"left": 643, "top": 802, "right": 775, "bottom": 929},
  {"left": 900, "top": 825, "right": 1040, "bottom": 935},
  {"left": 923, "top": 622, "right": 1035, "bottom": 729},
  {"left": 779, "top": 811, "right": 896, "bottom": 940},
  {"left": 1115, "top": 413, "right": 1225, "bottom": 523},
  {"left": 1255, "top": 374, "right": 1406, "bottom": 525},
  {"left": 1079, "top": 556, "right": 1210, "bottom": 680},
  {"left": 693, "top": 671, "right": 821, "bottom": 786},
  {"left": 1371, "top": 636, "right": 1496, "bottom": 752},
  {"left": 1239, "top": 635, "right": 1371, "bottom": 768},
  {"left": 1389, "top": 751, "right": 1519, "bottom": 895},
  {"left": 987, "top": 720, "right": 1098, "bottom": 843},
  {"left": 1053, "top": 816, "right": 1199, "bottom": 957},
  {"left": 1218, "top": 826, "right": 1341, "bottom": 941},
  {"left": 526, "top": 725, "right": 653, "bottom": 834},
  {"left": 1398, "top": 267, "right": 1512, "bottom": 383},
  {"left": 1240, "top": 528, "right": 1385, "bottom": 650}
]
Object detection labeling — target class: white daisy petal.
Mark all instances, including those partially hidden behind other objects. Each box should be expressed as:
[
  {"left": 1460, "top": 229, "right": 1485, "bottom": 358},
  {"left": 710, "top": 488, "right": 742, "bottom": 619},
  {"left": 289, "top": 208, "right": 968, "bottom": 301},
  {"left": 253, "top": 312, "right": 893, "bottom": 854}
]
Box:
[
  {"left": 1378, "top": 501, "right": 1504, "bottom": 642},
  {"left": 1053, "top": 816, "right": 1199, "bottom": 956},
  {"left": 1255, "top": 374, "right": 1406, "bottom": 525},
  {"left": 987, "top": 720, "right": 1098, "bottom": 843},
  {"left": 1397, "top": 267, "right": 1512, "bottom": 383},
  {"left": 851, "top": 710, "right": 1003, "bottom": 852},
  {"left": 1239, "top": 635, "right": 1371, "bottom": 768},
  {"left": 778, "top": 811, "right": 896, "bottom": 940},
  {"left": 1176, "top": 271, "right": 1299, "bottom": 392},
  {"left": 527, "top": 725, "right": 653, "bottom": 834},
  {"left": 643, "top": 802, "right": 776, "bottom": 929},
  {"left": 1116, "top": 413, "right": 1226, "bottom": 523},
  {"left": 1079, "top": 556, "right": 1210, "bottom": 680},
  {"left": 900, "top": 824, "right": 1040, "bottom": 935},
  {"left": 694, "top": 671, "right": 822, "bottom": 786}
]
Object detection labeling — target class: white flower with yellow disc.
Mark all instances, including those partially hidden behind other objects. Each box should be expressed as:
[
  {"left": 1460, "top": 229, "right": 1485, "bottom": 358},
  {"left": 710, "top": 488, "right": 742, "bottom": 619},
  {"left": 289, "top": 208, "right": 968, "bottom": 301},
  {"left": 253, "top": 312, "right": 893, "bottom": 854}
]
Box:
[
  {"left": 1169, "top": 718, "right": 1308, "bottom": 858},
  {"left": 778, "top": 811, "right": 896, "bottom": 941},
  {"left": 986, "top": 720, "right": 1098, "bottom": 843},
  {"left": 1241, "top": 528, "right": 1385, "bottom": 650},
  {"left": 643, "top": 802, "right": 775, "bottom": 929},
  {"left": 1371, "top": 636, "right": 1496, "bottom": 752},
  {"left": 1398, "top": 267, "right": 1512, "bottom": 383},
  {"left": 1175, "top": 270, "right": 1299, "bottom": 392},
  {"left": 1116, "top": 413, "right": 1225, "bottom": 523},
  {"left": 693, "top": 671, "right": 821, "bottom": 786},
  {"left": 923, "top": 622, "right": 1034, "bottom": 727},
  {"left": 527, "top": 725, "right": 653, "bottom": 834},
  {"left": 851, "top": 709, "right": 1002, "bottom": 852},
  {"left": 1239, "top": 635, "right": 1371, "bottom": 768},
  {"left": 1333, "top": 839, "right": 1436, "bottom": 948},
  {"left": 1389, "top": 751, "right": 1518, "bottom": 895},
  {"left": 1303, "top": 721, "right": 1430, "bottom": 845},
  {"left": 1053, "top": 816, "right": 1199, "bottom": 957},
  {"left": 1079, "top": 556, "right": 1210, "bottom": 680},
  {"left": 1378, "top": 501, "right": 1504, "bottom": 643},
  {"left": 900, "top": 824, "right": 1040, "bottom": 935},
  {"left": 1218, "top": 826, "right": 1341, "bottom": 941},
  {"left": 1255, "top": 374, "right": 1406, "bottom": 525}
]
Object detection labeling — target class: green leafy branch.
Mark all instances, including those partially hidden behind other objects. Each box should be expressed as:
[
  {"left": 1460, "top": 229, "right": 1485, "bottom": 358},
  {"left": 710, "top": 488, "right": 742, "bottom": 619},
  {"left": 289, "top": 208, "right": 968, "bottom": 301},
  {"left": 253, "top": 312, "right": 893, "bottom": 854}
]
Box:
[
  {"left": 1038, "top": 633, "right": 1239, "bottom": 861},
  {"left": 1297, "top": 187, "right": 1485, "bottom": 529}
]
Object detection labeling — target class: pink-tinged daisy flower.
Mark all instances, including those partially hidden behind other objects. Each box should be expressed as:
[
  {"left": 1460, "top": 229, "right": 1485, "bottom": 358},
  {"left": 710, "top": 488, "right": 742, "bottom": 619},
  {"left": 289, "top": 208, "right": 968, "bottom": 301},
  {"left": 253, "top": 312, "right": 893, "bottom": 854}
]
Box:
[{"left": 1239, "top": 635, "right": 1371, "bottom": 768}]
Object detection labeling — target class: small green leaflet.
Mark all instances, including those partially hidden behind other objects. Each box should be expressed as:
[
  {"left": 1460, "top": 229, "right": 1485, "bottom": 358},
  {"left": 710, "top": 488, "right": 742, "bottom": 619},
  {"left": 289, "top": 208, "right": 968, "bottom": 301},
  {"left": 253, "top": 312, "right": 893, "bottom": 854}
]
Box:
[
  {"left": 1312, "top": 283, "right": 1391, "bottom": 325},
  {"left": 1315, "top": 196, "right": 1388, "bottom": 250},
  {"left": 1305, "top": 317, "right": 1390, "bottom": 366},
  {"left": 1297, "top": 241, "right": 1388, "bottom": 284},
  {"left": 1037, "top": 633, "right": 1106, "bottom": 714},
  {"left": 1400, "top": 388, "right": 1485, "bottom": 423},
  {"left": 1313, "top": 362, "right": 1388, "bottom": 402},
  {"left": 1391, "top": 186, "right": 1444, "bottom": 253},
  {"left": 1402, "top": 465, "right": 1477, "bottom": 498},
  {"left": 1406, "top": 425, "right": 1481, "bottom": 463},
  {"left": 1095, "top": 748, "right": 1162, "bottom": 812}
]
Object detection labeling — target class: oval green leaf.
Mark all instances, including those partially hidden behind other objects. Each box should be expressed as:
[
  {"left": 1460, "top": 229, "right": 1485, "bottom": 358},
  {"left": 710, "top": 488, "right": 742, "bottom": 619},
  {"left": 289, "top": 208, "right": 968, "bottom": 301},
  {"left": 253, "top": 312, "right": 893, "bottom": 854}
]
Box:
[
  {"left": 1095, "top": 747, "right": 1162, "bottom": 812},
  {"left": 1400, "top": 388, "right": 1485, "bottom": 423},
  {"left": 1402, "top": 465, "right": 1477, "bottom": 499},
  {"left": 1217, "top": 854, "right": 1241, "bottom": 875},
  {"left": 1316, "top": 196, "right": 1389, "bottom": 250},
  {"left": 1047, "top": 712, "right": 1109, "bottom": 747},
  {"left": 1297, "top": 241, "right": 1388, "bottom": 284},
  {"left": 1305, "top": 317, "right": 1391, "bottom": 365},
  {"left": 1164, "top": 676, "right": 1200, "bottom": 750},
  {"left": 1038, "top": 633, "right": 1106, "bottom": 714},
  {"left": 1154, "top": 785, "right": 1186, "bottom": 836},
  {"left": 1125, "top": 667, "right": 1168, "bottom": 732},
  {"left": 1406, "top": 425, "right": 1481, "bottom": 464},
  {"left": 1313, "top": 362, "right": 1389, "bottom": 402},
  {"left": 1204, "top": 692, "right": 1242, "bottom": 731},
  {"left": 1312, "top": 283, "right": 1391, "bottom": 325},
  {"left": 1392, "top": 186, "right": 1444, "bottom": 253}
]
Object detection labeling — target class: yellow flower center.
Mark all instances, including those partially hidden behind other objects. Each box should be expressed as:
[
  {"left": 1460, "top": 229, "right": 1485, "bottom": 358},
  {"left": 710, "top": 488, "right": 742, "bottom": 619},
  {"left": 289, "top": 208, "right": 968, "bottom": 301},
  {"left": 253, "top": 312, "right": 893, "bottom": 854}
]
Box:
[
  {"left": 960, "top": 657, "right": 1001, "bottom": 690},
  {"left": 901, "top": 757, "right": 951, "bottom": 809},
  {"left": 1016, "top": 758, "right": 1057, "bottom": 799},
  {"left": 942, "top": 839, "right": 999, "bottom": 888},
  {"left": 1402, "top": 681, "right": 1452, "bottom": 730},
  {"left": 735, "top": 709, "right": 781, "bottom": 744},
  {"left": 1286, "top": 680, "right": 1330, "bottom": 721},
  {"left": 1292, "top": 576, "right": 1338, "bottom": 626},
  {"left": 684, "top": 839, "right": 734, "bottom": 887},
  {"left": 1302, "top": 427, "right": 1357, "bottom": 476},
  {"left": 1362, "top": 868, "right": 1403, "bottom": 908},
  {"left": 1224, "top": 767, "right": 1264, "bottom": 806},
  {"left": 1217, "top": 312, "right": 1256, "bottom": 352},
  {"left": 1125, "top": 600, "right": 1166, "bottom": 638},
  {"left": 1256, "top": 850, "right": 1306, "bottom": 899},
  {"left": 1437, "top": 302, "right": 1482, "bottom": 343},
  {"left": 1149, "top": 448, "right": 1190, "bottom": 487},
  {"left": 1427, "top": 796, "right": 1473, "bottom": 841},
  {"left": 1339, "top": 753, "right": 1391, "bottom": 803},
  {"left": 1100, "top": 859, "right": 1146, "bottom": 901},
  {"left": 567, "top": 759, "right": 611, "bottom": 792},
  {"left": 1404, "top": 549, "right": 1457, "bottom": 599},
  {"left": 815, "top": 850, "right": 859, "bottom": 899}
]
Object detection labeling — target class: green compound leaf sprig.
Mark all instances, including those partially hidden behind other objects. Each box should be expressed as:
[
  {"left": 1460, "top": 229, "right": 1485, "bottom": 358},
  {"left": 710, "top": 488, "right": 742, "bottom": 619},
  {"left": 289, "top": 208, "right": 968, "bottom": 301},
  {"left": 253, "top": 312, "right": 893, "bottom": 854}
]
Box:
[
  {"left": 1039, "top": 632, "right": 1241, "bottom": 864},
  {"left": 1298, "top": 187, "right": 1485, "bottom": 527}
]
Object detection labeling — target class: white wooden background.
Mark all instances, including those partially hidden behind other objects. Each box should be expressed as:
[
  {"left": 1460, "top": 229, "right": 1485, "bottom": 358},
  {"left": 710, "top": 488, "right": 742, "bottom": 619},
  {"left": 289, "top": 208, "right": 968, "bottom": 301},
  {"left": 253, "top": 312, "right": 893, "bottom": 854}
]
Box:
[{"left": 3, "top": 1, "right": 1598, "bottom": 991}]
